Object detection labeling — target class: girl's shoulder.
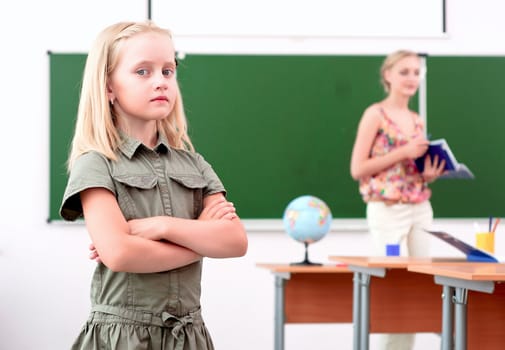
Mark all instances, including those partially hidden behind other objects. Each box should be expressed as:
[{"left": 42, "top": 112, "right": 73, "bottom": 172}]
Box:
[
  {"left": 72, "top": 150, "right": 111, "bottom": 171},
  {"left": 68, "top": 151, "right": 114, "bottom": 183}
]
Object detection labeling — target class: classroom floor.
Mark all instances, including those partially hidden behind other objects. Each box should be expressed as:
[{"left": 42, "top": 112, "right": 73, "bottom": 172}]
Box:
[{"left": 284, "top": 324, "right": 441, "bottom": 349}]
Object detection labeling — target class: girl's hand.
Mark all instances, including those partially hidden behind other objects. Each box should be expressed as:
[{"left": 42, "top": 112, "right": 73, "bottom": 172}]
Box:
[
  {"left": 422, "top": 154, "right": 446, "bottom": 183},
  {"left": 198, "top": 197, "right": 237, "bottom": 221},
  {"left": 403, "top": 137, "right": 429, "bottom": 159},
  {"left": 89, "top": 243, "right": 101, "bottom": 263},
  {"left": 127, "top": 195, "right": 237, "bottom": 243}
]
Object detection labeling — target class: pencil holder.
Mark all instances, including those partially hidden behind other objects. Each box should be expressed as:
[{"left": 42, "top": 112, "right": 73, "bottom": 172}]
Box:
[{"left": 475, "top": 232, "right": 495, "bottom": 254}]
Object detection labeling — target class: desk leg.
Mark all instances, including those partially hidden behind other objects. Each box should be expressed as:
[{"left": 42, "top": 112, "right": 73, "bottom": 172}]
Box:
[
  {"left": 359, "top": 273, "right": 371, "bottom": 350},
  {"left": 274, "top": 275, "right": 286, "bottom": 350},
  {"left": 434, "top": 276, "right": 494, "bottom": 350},
  {"left": 349, "top": 265, "right": 384, "bottom": 350},
  {"left": 441, "top": 285, "right": 454, "bottom": 350},
  {"left": 352, "top": 272, "right": 362, "bottom": 350},
  {"left": 453, "top": 288, "right": 468, "bottom": 350}
]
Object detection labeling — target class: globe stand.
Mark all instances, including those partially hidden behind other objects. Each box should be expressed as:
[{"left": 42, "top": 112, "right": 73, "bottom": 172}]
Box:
[{"left": 290, "top": 242, "right": 322, "bottom": 266}]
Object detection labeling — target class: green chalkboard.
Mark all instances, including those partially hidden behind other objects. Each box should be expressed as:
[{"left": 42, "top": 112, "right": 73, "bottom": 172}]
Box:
[
  {"left": 48, "top": 53, "right": 505, "bottom": 221},
  {"left": 426, "top": 57, "right": 505, "bottom": 218},
  {"left": 49, "top": 53, "right": 87, "bottom": 222}
]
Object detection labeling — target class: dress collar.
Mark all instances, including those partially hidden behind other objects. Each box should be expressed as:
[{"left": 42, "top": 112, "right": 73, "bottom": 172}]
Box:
[{"left": 117, "top": 131, "right": 170, "bottom": 159}]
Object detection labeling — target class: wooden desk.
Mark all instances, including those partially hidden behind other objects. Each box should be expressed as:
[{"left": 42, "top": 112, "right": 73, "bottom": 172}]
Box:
[
  {"left": 328, "top": 256, "right": 465, "bottom": 350},
  {"left": 408, "top": 263, "right": 505, "bottom": 350},
  {"left": 258, "top": 259, "right": 476, "bottom": 350},
  {"left": 256, "top": 264, "right": 353, "bottom": 350}
]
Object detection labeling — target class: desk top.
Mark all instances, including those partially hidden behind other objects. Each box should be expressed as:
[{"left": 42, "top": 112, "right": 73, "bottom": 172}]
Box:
[
  {"left": 256, "top": 263, "right": 350, "bottom": 273},
  {"left": 408, "top": 263, "right": 505, "bottom": 281},
  {"left": 328, "top": 256, "right": 467, "bottom": 269}
]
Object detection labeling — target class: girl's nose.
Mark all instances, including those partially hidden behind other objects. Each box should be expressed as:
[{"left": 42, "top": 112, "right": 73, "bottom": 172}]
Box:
[{"left": 153, "top": 73, "right": 168, "bottom": 90}]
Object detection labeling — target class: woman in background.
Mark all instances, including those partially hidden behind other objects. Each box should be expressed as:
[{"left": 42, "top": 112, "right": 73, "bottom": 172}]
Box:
[{"left": 350, "top": 50, "right": 445, "bottom": 350}]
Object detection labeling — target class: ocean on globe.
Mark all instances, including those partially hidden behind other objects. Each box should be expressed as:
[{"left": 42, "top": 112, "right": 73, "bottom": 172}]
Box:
[{"left": 282, "top": 195, "right": 332, "bottom": 244}]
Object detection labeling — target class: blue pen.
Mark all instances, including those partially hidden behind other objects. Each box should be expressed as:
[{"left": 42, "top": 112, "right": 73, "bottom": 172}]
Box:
[{"left": 489, "top": 216, "right": 493, "bottom": 232}]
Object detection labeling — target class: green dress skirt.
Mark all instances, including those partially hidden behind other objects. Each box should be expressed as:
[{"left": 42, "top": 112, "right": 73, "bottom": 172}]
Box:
[{"left": 70, "top": 261, "right": 215, "bottom": 350}]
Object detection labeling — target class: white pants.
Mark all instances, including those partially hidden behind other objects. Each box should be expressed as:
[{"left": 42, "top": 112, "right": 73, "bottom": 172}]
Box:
[{"left": 366, "top": 201, "right": 433, "bottom": 350}]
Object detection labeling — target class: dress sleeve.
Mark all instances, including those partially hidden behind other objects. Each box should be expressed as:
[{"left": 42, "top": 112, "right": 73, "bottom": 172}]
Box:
[
  {"left": 194, "top": 153, "right": 226, "bottom": 197},
  {"left": 59, "top": 151, "right": 116, "bottom": 221}
]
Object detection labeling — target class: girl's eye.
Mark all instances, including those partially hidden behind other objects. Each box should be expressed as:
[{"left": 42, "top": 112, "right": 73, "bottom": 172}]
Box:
[
  {"left": 136, "top": 69, "right": 149, "bottom": 76},
  {"left": 162, "top": 68, "right": 174, "bottom": 76}
]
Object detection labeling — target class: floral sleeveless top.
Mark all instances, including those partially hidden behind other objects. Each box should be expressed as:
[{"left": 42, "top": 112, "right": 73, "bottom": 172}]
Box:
[{"left": 359, "top": 107, "right": 431, "bottom": 204}]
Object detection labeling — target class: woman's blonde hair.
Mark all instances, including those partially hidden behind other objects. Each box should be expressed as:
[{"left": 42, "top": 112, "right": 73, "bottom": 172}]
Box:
[
  {"left": 380, "top": 50, "right": 419, "bottom": 93},
  {"left": 67, "top": 20, "right": 193, "bottom": 170}
]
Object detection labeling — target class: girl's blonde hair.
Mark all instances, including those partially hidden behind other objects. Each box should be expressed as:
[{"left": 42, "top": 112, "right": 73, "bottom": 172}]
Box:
[
  {"left": 67, "top": 20, "right": 193, "bottom": 170},
  {"left": 380, "top": 50, "right": 419, "bottom": 93}
]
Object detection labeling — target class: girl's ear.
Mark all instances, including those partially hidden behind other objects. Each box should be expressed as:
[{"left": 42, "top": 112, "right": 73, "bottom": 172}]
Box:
[{"left": 106, "top": 83, "right": 115, "bottom": 103}]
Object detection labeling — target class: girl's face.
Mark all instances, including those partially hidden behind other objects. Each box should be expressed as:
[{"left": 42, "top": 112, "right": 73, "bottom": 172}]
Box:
[
  {"left": 107, "top": 31, "right": 178, "bottom": 125},
  {"left": 384, "top": 55, "right": 421, "bottom": 97}
]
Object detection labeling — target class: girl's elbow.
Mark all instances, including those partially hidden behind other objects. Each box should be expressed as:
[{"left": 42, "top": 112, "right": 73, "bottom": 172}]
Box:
[
  {"left": 100, "top": 248, "right": 131, "bottom": 272},
  {"left": 100, "top": 257, "right": 123, "bottom": 272},
  {"left": 234, "top": 235, "right": 248, "bottom": 257},
  {"left": 216, "top": 232, "right": 248, "bottom": 258},
  {"left": 229, "top": 221, "right": 248, "bottom": 256}
]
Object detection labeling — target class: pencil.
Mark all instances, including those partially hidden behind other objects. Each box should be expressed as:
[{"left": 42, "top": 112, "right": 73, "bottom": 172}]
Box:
[{"left": 491, "top": 217, "right": 501, "bottom": 233}]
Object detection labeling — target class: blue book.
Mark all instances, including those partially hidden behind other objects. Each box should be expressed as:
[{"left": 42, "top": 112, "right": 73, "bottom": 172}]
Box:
[
  {"left": 415, "top": 138, "right": 474, "bottom": 179},
  {"left": 426, "top": 230, "right": 498, "bottom": 262}
]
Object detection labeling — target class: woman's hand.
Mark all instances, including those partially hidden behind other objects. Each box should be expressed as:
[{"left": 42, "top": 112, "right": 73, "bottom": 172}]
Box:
[
  {"left": 422, "top": 154, "right": 446, "bottom": 183},
  {"left": 403, "top": 136, "right": 429, "bottom": 159}
]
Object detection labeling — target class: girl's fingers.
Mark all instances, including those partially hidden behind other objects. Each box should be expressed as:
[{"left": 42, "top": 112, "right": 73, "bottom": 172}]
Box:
[
  {"left": 209, "top": 201, "right": 235, "bottom": 219},
  {"left": 204, "top": 198, "right": 226, "bottom": 217}
]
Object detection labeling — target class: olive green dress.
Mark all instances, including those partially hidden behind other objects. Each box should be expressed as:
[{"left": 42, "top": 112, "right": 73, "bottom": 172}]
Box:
[{"left": 60, "top": 134, "right": 225, "bottom": 350}]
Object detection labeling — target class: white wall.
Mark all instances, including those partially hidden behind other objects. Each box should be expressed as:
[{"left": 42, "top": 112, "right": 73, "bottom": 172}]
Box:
[
  {"left": 1, "top": 1, "right": 504, "bottom": 349},
  {"left": 152, "top": 0, "right": 444, "bottom": 38}
]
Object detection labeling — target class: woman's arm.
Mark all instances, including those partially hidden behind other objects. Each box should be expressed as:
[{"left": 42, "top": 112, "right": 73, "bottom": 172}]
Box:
[
  {"left": 128, "top": 193, "right": 248, "bottom": 259},
  {"left": 81, "top": 187, "right": 202, "bottom": 273},
  {"left": 350, "top": 105, "right": 429, "bottom": 180}
]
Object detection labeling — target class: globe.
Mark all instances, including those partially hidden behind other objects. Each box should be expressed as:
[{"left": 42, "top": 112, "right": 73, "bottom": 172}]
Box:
[{"left": 282, "top": 195, "right": 333, "bottom": 265}]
